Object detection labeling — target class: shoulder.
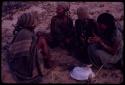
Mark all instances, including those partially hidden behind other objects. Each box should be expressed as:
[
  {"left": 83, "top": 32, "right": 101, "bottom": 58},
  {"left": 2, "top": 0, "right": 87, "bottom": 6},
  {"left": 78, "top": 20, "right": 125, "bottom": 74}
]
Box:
[
  {"left": 87, "top": 19, "right": 97, "bottom": 27},
  {"left": 66, "top": 16, "right": 73, "bottom": 21},
  {"left": 20, "top": 29, "right": 33, "bottom": 36},
  {"left": 51, "top": 16, "right": 58, "bottom": 21},
  {"left": 115, "top": 28, "right": 122, "bottom": 40},
  {"left": 16, "top": 29, "right": 34, "bottom": 40},
  {"left": 111, "top": 28, "right": 123, "bottom": 44},
  {"left": 112, "top": 28, "right": 123, "bottom": 49},
  {"left": 75, "top": 19, "right": 81, "bottom": 23},
  {"left": 87, "top": 19, "right": 96, "bottom": 23}
]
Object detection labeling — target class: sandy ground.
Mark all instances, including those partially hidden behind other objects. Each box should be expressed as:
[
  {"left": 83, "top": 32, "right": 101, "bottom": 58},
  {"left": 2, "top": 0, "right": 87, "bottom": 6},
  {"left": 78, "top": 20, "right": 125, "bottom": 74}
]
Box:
[{"left": 1, "top": 2, "right": 124, "bottom": 84}]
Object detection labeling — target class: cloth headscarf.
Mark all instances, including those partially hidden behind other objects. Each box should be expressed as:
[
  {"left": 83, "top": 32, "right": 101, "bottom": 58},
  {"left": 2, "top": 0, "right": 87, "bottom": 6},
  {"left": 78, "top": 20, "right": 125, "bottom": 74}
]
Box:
[
  {"left": 77, "top": 7, "right": 89, "bottom": 19},
  {"left": 13, "top": 12, "right": 38, "bottom": 35},
  {"left": 17, "top": 12, "right": 38, "bottom": 28},
  {"left": 57, "top": 2, "right": 70, "bottom": 12}
]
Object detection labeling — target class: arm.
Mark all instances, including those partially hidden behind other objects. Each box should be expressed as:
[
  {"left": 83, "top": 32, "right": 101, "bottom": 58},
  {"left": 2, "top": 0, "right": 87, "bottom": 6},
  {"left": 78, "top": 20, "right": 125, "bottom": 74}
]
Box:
[
  {"left": 50, "top": 17, "right": 56, "bottom": 36},
  {"left": 37, "top": 37, "right": 49, "bottom": 57},
  {"left": 69, "top": 18, "right": 73, "bottom": 32},
  {"left": 88, "top": 33, "right": 120, "bottom": 55},
  {"left": 37, "top": 37, "right": 52, "bottom": 68},
  {"left": 75, "top": 20, "right": 81, "bottom": 36},
  {"left": 100, "top": 39, "right": 119, "bottom": 55},
  {"left": 75, "top": 19, "right": 85, "bottom": 41}
]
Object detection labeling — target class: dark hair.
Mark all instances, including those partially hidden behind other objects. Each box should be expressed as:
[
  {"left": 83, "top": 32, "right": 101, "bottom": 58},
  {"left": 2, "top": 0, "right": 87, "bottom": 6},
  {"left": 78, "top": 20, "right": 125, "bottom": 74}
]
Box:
[
  {"left": 97, "top": 13, "right": 116, "bottom": 40},
  {"left": 97, "top": 13, "right": 115, "bottom": 27}
]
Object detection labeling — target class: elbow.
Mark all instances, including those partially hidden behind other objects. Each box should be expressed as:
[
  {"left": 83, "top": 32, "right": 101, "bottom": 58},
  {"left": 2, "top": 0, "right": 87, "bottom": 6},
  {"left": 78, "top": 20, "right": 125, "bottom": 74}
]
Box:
[
  {"left": 111, "top": 51, "right": 116, "bottom": 56},
  {"left": 110, "top": 49, "right": 118, "bottom": 56}
]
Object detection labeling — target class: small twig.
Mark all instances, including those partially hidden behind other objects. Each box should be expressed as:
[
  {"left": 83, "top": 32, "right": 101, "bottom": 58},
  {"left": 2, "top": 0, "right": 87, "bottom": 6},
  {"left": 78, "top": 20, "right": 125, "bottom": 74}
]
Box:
[
  {"left": 52, "top": 71, "right": 54, "bottom": 83},
  {"left": 43, "top": 65, "right": 56, "bottom": 76},
  {"left": 87, "top": 64, "right": 104, "bottom": 84},
  {"left": 95, "top": 64, "right": 104, "bottom": 77}
]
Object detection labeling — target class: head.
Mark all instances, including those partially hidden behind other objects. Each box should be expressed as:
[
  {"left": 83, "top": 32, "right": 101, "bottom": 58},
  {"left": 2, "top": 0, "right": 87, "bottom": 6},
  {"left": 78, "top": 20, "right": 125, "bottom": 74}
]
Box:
[
  {"left": 97, "top": 13, "right": 116, "bottom": 31},
  {"left": 56, "top": 3, "right": 69, "bottom": 16},
  {"left": 16, "top": 12, "right": 38, "bottom": 30},
  {"left": 77, "top": 7, "right": 89, "bottom": 20}
]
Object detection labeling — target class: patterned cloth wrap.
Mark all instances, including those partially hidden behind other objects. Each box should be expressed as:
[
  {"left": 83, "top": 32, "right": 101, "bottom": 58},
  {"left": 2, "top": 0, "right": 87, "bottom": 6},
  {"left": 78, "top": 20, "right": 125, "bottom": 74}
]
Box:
[{"left": 8, "top": 12, "right": 42, "bottom": 83}]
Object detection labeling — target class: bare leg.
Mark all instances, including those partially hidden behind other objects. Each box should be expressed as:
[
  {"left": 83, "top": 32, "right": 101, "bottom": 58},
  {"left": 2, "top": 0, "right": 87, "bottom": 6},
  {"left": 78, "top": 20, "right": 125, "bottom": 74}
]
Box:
[{"left": 37, "top": 37, "right": 52, "bottom": 69}]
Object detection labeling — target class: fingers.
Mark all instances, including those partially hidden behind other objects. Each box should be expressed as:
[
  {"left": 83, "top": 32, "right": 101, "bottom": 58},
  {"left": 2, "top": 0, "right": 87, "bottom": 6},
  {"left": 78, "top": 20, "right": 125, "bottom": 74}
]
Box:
[
  {"left": 88, "top": 36, "right": 99, "bottom": 43},
  {"left": 88, "top": 38, "right": 95, "bottom": 43},
  {"left": 88, "top": 37, "right": 97, "bottom": 40},
  {"left": 92, "top": 33, "right": 97, "bottom": 37}
]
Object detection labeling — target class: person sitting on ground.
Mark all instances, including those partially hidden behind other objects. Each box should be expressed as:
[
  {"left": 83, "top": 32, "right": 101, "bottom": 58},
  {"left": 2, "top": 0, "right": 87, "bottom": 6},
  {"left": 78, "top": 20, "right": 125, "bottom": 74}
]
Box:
[
  {"left": 49, "top": 3, "right": 73, "bottom": 51},
  {"left": 88, "top": 13, "right": 123, "bottom": 69},
  {"left": 8, "top": 12, "right": 52, "bottom": 83},
  {"left": 74, "top": 7, "right": 97, "bottom": 64}
]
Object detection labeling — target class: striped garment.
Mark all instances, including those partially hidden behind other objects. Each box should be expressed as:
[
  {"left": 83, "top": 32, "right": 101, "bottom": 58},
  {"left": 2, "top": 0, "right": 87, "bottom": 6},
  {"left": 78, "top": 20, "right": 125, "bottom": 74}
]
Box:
[
  {"left": 8, "top": 29, "right": 42, "bottom": 83},
  {"left": 7, "top": 12, "right": 42, "bottom": 83}
]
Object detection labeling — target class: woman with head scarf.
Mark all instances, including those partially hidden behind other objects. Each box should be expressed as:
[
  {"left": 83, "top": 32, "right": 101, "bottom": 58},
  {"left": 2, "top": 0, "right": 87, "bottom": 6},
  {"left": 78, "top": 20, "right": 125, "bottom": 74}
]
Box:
[
  {"left": 73, "top": 7, "right": 97, "bottom": 64},
  {"left": 8, "top": 12, "right": 51, "bottom": 83}
]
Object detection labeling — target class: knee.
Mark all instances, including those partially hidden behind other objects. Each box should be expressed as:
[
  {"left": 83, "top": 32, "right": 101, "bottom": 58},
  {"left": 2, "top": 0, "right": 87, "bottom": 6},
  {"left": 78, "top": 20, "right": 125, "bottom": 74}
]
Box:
[{"left": 37, "top": 37, "right": 47, "bottom": 47}]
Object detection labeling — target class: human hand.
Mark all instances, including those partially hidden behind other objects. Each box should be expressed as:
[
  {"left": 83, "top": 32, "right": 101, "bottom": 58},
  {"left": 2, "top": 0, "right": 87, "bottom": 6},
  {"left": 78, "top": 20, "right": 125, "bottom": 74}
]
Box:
[
  {"left": 88, "top": 33, "right": 102, "bottom": 44},
  {"left": 80, "top": 36, "right": 86, "bottom": 42}
]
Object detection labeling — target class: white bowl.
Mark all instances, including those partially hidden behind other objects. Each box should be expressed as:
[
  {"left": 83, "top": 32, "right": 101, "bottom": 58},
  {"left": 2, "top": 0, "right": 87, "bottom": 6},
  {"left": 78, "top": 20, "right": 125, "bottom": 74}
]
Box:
[{"left": 70, "top": 66, "right": 95, "bottom": 81}]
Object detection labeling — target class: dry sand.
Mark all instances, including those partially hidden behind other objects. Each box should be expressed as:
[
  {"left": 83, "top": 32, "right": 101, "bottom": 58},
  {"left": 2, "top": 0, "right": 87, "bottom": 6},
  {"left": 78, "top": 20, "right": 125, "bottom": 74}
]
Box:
[{"left": 1, "top": 2, "right": 124, "bottom": 84}]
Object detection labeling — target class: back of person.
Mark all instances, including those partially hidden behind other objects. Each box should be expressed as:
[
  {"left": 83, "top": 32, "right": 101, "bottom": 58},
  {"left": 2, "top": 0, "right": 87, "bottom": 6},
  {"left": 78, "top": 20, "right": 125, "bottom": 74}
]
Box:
[{"left": 7, "top": 13, "right": 42, "bottom": 83}]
